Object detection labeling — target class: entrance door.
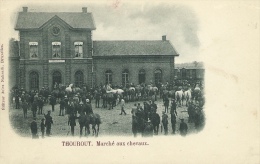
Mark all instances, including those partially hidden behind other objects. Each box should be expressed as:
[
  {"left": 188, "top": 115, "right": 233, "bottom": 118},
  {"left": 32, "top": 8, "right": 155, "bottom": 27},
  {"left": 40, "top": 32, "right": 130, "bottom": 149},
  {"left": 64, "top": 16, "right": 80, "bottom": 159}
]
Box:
[
  {"left": 139, "top": 69, "right": 146, "bottom": 84},
  {"left": 52, "top": 71, "right": 62, "bottom": 89}
]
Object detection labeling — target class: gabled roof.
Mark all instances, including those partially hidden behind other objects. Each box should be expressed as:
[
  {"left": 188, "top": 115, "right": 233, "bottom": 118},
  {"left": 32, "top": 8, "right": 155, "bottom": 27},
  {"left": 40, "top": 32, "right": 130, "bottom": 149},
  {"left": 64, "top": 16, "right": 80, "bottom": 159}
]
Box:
[
  {"left": 15, "top": 12, "right": 96, "bottom": 30},
  {"left": 175, "top": 62, "right": 204, "bottom": 69},
  {"left": 93, "top": 40, "right": 179, "bottom": 57}
]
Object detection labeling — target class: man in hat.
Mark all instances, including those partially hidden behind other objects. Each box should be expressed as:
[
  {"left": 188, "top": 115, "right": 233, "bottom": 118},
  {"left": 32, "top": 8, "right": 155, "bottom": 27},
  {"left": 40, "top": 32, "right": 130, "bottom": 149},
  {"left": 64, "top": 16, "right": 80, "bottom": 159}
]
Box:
[
  {"left": 59, "top": 98, "right": 66, "bottom": 116},
  {"left": 68, "top": 113, "right": 77, "bottom": 136},
  {"left": 44, "top": 111, "right": 53, "bottom": 136},
  {"left": 179, "top": 119, "right": 188, "bottom": 136},
  {"left": 49, "top": 95, "right": 56, "bottom": 112},
  {"left": 30, "top": 117, "right": 38, "bottom": 139},
  {"left": 162, "top": 111, "right": 168, "bottom": 135}
]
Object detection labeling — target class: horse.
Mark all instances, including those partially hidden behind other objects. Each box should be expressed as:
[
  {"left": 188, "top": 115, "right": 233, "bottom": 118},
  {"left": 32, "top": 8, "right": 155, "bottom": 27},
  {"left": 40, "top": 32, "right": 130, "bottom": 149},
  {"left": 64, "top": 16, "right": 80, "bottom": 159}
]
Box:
[
  {"left": 175, "top": 90, "right": 184, "bottom": 106},
  {"left": 184, "top": 89, "right": 192, "bottom": 106},
  {"left": 150, "top": 112, "right": 160, "bottom": 135},
  {"left": 78, "top": 113, "right": 101, "bottom": 137}
]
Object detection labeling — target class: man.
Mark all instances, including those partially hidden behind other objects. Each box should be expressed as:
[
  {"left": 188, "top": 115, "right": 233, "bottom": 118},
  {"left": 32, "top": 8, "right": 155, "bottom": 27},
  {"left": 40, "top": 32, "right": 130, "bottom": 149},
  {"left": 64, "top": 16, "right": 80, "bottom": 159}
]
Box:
[
  {"left": 162, "top": 111, "right": 168, "bottom": 135},
  {"left": 21, "top": 101, "right": 28, "bottom": 118},
  {"left": 68, "top": 113, "right": 77, "bottom": 136},
  {"left": 171, "top": 111, "right": 177, "bottom": 134},
  {"left": 179, "top": 119, "right": 188, "bottom": 136},
  {"left": 30, "top": 117, "right": 38, "bottom": 139},
  {"left": 31, "top": 101, "right": 38, "bottom": 118},
  {"left": 59, "top": 98, "right": 66, "bottom": 116},
  {"left": 44, "top": 111, "right": 53, "bottom": 136},
  {"left": 38, "top": 95, "right": 44, "bottom": 114},
  {"left": 49, "top": 95, "right": 56, "bottom": 112},
  {"left": 95, "top": 91, "right": 101, "bottom": 108},
  {"left": 170, "top": 99, "right": 177, "bottom": 116},
  {"left": 15, "top": 94, "right": 20, "bottom": 109},
  {"left": 150, "top": 101, "right": 157, "bottom": 113},
  {"left": 40, "top": 118, "right": 45, "bottom": 138},
  {"left": 85, "top": 99, "right": 93, "bottom": 115},
  {"left": 164, "top": 96, "right": 169, "bottom": 113},
  {"left": 119, "top": 98, "right": 126, "bottom": 115}
]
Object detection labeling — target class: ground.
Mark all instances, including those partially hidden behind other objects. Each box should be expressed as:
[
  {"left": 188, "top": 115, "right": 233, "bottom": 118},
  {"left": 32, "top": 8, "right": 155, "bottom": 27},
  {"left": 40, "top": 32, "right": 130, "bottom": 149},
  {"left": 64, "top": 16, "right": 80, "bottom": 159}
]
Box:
[{"left": 9, "top": 98, "right": 200, "bottom": 138}]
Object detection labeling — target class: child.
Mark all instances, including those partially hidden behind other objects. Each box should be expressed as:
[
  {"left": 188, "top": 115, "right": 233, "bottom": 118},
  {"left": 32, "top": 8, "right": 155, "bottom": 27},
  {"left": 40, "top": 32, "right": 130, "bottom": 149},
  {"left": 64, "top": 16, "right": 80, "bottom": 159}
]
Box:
[{"left": 41, "top": 118, "right": 45, "bottom": 138}]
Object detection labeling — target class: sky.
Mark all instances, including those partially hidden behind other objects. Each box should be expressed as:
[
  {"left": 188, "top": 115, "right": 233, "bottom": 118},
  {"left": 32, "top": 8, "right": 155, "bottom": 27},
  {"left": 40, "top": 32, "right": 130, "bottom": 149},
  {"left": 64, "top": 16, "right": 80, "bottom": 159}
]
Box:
[{"left": 9, "top": 1, "right": 202, "bottom": 63}]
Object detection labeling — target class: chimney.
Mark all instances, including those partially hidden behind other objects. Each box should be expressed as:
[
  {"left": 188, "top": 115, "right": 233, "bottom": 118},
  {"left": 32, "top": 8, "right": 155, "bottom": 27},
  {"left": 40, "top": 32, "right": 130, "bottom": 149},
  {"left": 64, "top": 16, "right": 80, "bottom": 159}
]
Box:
[
  {"left": 23, "top": 7, "right": 28, "bottom": 12},
  {"left": 82, "top": 7, "right": 88, "bottom": 13},
  {"left": 162, "top": 35, "right": 166, "bottom": 41}
]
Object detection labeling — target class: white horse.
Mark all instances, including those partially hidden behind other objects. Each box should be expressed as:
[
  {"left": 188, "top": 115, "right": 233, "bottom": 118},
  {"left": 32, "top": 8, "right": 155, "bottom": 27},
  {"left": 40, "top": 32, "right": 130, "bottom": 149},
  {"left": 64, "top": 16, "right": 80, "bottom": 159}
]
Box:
[
  {"left": 175, "top": 90, "right": 184, "bottom": 106},
  {"left": 184, "top": 89, "right": 192, "bottom": 106}
]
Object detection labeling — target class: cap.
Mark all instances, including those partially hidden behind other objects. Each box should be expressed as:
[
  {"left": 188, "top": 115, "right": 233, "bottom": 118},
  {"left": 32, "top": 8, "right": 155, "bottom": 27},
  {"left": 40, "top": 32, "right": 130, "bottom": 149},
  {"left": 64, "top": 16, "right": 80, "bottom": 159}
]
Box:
[{"left": 86, "top": 99, "right": 90, "bottom": 102}]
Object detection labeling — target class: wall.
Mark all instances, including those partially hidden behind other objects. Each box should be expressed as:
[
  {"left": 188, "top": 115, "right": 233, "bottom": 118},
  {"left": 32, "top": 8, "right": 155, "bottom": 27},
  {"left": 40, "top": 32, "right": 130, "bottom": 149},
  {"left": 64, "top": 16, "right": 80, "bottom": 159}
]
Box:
[{"left": 93, "top": 56, "right": 174, "bottom": 86}]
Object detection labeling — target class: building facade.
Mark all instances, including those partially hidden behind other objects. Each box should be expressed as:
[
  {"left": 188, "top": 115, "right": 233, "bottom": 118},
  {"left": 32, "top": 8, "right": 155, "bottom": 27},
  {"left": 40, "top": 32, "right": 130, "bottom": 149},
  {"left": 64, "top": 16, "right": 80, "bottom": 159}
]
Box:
[
  {"left": 174, "top": 62, "right": 205, "bottom": 86},
  {"left": 11, "top": 7, "right": 179, "bottom": 91}
]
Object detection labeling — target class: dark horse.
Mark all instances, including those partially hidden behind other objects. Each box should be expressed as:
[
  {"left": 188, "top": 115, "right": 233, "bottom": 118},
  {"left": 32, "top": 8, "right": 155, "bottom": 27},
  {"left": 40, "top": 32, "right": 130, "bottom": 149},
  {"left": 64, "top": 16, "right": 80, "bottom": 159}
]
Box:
[
  {"left": 150, "top": 112, "right": 160, "bottom": 135},
  {"left": 79, "top": 112, "right": 101, "bottom": 137},
  {"left": 132, "top": 115, "right": 146, "bottom": 137}
]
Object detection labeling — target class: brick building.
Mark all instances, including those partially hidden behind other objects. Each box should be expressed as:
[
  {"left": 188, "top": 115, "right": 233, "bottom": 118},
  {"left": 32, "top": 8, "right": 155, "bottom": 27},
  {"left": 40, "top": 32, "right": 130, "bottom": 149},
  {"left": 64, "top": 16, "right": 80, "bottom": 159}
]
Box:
[
  {"left": 11, "top": 7, "right": 179, "bottom": 90},
  {"left": 174, "top": 61, "right": 204, "bottom": 85}
]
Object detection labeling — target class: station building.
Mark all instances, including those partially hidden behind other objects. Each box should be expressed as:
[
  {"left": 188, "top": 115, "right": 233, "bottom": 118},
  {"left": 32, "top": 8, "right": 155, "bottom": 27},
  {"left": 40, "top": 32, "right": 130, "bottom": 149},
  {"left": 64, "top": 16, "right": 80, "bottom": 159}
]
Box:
[{"left": 10, "top": 7, "right": 179, "bottom": 90}]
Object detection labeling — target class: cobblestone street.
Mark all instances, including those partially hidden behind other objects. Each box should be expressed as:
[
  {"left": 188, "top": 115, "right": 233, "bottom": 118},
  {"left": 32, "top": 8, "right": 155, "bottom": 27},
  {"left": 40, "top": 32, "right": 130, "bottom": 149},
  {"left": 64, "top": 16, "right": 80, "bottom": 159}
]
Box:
[{"left": 10, "top": 98, "right": 200, "bottom": 138}]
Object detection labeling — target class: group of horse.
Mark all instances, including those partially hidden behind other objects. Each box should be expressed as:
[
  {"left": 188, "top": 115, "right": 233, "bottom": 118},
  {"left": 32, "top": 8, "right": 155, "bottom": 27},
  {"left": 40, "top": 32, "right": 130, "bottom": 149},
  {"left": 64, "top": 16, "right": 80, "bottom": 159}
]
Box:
[{"left": 161, "top": 84, "right": 203, "bottom": 107}]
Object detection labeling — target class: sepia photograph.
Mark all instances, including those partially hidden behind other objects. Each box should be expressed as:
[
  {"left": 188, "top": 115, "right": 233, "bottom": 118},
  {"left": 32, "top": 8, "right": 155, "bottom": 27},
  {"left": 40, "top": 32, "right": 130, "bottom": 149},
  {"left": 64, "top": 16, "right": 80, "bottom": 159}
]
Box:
[{"left": 9, "top": 4, "right": 205, "bottom": 138}]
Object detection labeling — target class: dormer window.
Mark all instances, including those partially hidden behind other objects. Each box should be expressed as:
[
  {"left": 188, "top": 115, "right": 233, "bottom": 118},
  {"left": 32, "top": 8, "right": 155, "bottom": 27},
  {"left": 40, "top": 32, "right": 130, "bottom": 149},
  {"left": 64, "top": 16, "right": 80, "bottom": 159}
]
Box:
[
  {"left": 52, "top": 42, "right": 61, "bottom": 58},
  {"left": 29, "top": 42, "right": 38, "bottom": 58},
  {"left": 74, "top": 42, "right": 83, "bottom": 58}
]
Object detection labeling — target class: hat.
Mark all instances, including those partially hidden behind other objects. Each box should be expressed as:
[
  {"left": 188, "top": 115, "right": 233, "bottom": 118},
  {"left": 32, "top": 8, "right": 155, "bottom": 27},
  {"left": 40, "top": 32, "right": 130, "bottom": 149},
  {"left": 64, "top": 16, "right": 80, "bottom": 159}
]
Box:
[{"left": 86, "top": 99, "right": 90, "bottom": 102}]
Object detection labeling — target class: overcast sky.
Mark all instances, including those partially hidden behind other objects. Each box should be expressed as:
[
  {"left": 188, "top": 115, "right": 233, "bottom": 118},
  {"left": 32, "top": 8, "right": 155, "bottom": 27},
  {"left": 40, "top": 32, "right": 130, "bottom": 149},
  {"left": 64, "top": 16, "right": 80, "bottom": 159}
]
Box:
[{"left": 10, "top": 2, "right": 202, "bottom": 63}]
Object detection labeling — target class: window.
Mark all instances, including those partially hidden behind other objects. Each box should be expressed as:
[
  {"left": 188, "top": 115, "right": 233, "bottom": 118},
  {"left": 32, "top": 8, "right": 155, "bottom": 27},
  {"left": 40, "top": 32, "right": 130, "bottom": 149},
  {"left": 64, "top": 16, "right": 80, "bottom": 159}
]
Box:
[
  {"left": 29, "top": 42, "right": 38, "bottom": 58},
  {"left": 75, "top": 71, "right": 84, "bottom": 87},
  {"left": 29, "top": 71, "right": 39, "bottom": 90},
  {"left": 74, "top": 42, "right": 83, "bottom": 58},
  {"left": 154, "top": 69, "right": 162, "bottom": 85},
  {"left": 122, "top": 69, "right": 129, "bottom": 87},
  {"left": 105, "top": 70, "right": 112, "bottom": 85},
  {"left": 52, "top": 42, "right": 61, "bottom": 58},
  {"left": 139, "top": 69, "right": 146, "bottom": 84},
  {"left": 181, "top": 68, "right": 186, "bottom": 79},
  {"left": 52, "top": 71, "right": 62, "bottom": 89}
]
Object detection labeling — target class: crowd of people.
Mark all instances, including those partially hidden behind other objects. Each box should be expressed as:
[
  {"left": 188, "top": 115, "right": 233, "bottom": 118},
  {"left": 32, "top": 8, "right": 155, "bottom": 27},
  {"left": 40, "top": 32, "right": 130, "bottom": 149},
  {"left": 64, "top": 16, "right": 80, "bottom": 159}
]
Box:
[{"left": 10, "top": 81, "right": 205, "bottom": 138}]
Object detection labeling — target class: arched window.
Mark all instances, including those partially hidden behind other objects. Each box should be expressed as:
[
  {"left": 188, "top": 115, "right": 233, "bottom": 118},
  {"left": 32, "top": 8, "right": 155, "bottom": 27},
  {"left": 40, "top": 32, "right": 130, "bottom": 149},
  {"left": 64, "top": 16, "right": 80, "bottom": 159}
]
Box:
[
  {"left": 75, "top": 71, "right": 84, "bottom": 87},
  {"left": 122, "top": 69, "right": 129, "bottom": 87},
  {"left": 29, "top": 71, "right": 39, "bottom": 90},
  {"left": 139, "top": 69, "right": 146, "bottom": 84},
  {"left": 52, "top": 71, "right": 62, "bottom": 89},
  {"left": 105, "top": 70, "right": 112, "bottom": 85},
  {"left": 154, "top": 69, "right": 162, "bottom": 85}
]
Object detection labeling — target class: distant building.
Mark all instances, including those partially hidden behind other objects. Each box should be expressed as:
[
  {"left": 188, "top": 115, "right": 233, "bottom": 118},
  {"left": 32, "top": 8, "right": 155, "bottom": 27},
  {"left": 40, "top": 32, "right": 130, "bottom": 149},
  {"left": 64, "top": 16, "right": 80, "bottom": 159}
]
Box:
[
  {"left": 174, "top": 61, "right": 204, "bottom": 86},
  {"left": 10, "top": 7, "right": 179, "bottom": 91}
]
